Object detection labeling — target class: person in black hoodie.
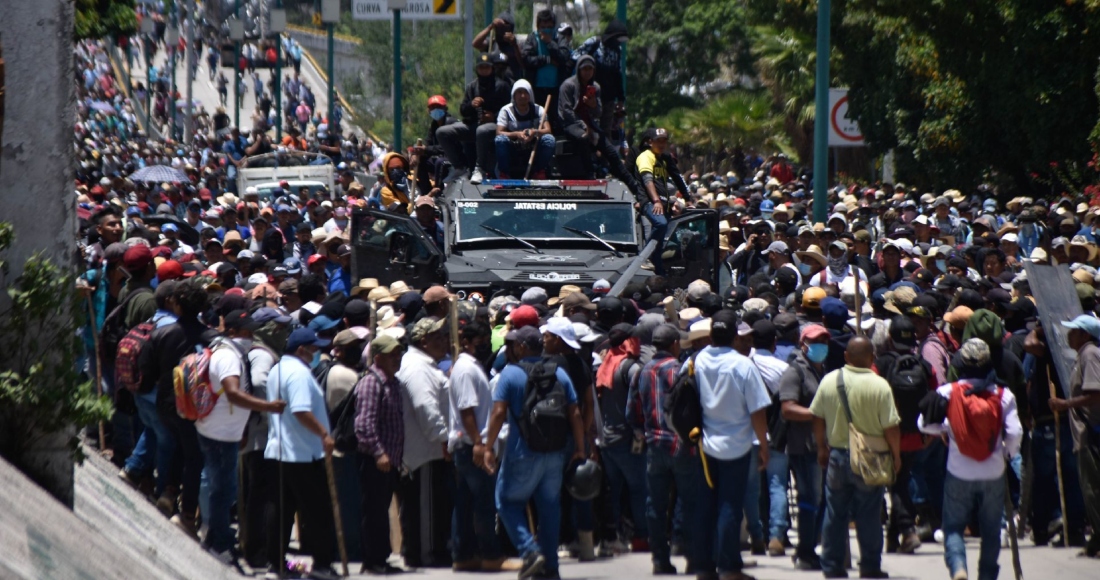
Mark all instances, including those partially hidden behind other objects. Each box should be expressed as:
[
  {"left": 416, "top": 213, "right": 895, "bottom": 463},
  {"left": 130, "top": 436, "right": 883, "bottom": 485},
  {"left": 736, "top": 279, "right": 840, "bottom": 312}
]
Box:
[
  {"left": 411, "top": 95, "right": 458, "bottom": 193},
  {"left": 558, "top": 55, "right": 645, "bottom": 197},
  {"left": 473, "top": 11, "right": 524, "bottom": 83},
  {"left": 572, "top": 19, "right": 629, "bottom": 134},
  {"left": 436, "top": 54, "right": 511, "bottom": 184},
  {"left": 521, "top": 9, "right": 572, "bottom": 132}
]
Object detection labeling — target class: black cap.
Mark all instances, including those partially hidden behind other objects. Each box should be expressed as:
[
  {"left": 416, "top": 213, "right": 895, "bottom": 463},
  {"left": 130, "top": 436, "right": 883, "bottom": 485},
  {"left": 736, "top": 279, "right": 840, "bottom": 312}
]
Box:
[
  {"left": 711, "top": 309, "right": 739, "bottom": 343},
  {"left": 652, "top": 324, "right": 685, "bottom": 349},
  {"left": 344, "top": 298, "right": 371, "bottom": 319},
  {"left": 224, "top": 309, "right": 261, "bottom": 331},
  {"left": 597, "top": 295, "right": 624, "bottom": 314},
  {"left": 608, "top": 322, "right": 635, "bottom": 347},
  {"left": 889, "top": 315, "right": 918, "bottom": 348},
  {"left": 750, "top": 319, "right": 777, "bottom": 344},
  {"left": 775, "top": 267, "right": 797, "bottom": 288}
]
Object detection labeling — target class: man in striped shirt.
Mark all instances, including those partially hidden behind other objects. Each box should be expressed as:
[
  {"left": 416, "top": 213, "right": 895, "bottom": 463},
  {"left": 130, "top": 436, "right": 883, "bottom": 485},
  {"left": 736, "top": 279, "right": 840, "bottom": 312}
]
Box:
[
  {"left": 354, "top": 334, "right": 406, "bottom": 575},
  {"left": 628, "top": 324, "right": 699, "bottom": 575}
]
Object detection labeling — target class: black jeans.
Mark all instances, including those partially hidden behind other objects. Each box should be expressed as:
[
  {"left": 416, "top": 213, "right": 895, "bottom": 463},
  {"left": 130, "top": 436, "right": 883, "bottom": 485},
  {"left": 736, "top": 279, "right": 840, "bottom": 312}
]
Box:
[
  {"left": 158, "top": 410, "right": 202, "bottom": 516},
  {"left": 400, "top": 459, "right": 454, "bottom": 567},
  {"left": 268, "top": 460, "right": 336, "bottom": 570},
  {"left": 241, "top": 450, "right": 277, "bottom": 567},
  {"left": 359, "top": 454, "right": 398, "bottom": 568},
  {"left": 888, "top": 451, "right": 918, "bottom": 540},
  {"left": 561, "top": 121, "right": 635, "bottom": 186}
]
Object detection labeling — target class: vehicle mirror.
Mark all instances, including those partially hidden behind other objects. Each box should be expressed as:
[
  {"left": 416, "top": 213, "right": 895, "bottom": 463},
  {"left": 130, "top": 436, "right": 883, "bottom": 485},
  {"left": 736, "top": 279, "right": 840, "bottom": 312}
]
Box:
[{"left": 389, "top": 231, "right": 412, "bottom": 265}]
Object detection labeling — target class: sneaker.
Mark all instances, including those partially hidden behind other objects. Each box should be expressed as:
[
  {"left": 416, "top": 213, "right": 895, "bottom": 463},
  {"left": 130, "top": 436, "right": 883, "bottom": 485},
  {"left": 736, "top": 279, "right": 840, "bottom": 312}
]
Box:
[
  {"left": 362, "top": 564, "right": 405, "bottom": 575},
  {"left": 767, "top": 538, "right": 785, "bottom": 556},
  {"left": 792, "top": 555, "right": 822, "bottom": 571},
  {"left": 653, "top": 561, "right": 678, "bottom": 575},
  {"left": 640, "top": 260, "right": 655, "bottom": 271},
  {"left": 170, "top": 513, "right": 198, "bottom": 538},
  {"left": 750, "top": 537, "right": 766, "bottom": 556},
  {"left": 469, "top": 168, "right": 484, "bottom": 184},
  {"left": 118, "top": 468, "right": 141, "bottom": 489},
  {"left": 518, "top": 552, "right": 545, "bottom": 579},
  {"left": 858, "top": 571, "right": 889, "bottom": 579},
  {"left": 951, "top": 570, "right": 968, "bottom": 580},
  {"left": 611, "top": 538, "right": 630, "bottom": 555},
  {"left": 898, "top": 531, "right": 921, "bottom": 554},
  {"left": 596, "top": 542, "right": 615, "bottom": 558}
]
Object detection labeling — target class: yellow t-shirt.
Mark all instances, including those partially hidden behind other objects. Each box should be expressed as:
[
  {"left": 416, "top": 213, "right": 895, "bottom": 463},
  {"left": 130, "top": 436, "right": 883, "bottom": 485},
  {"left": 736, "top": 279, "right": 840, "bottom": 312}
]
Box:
[
  {"left": 636, "top": 150, "right": 669, "bottom": 200},
  {"left": 809, "top": 365, "right": 900, "bottom": 449}
]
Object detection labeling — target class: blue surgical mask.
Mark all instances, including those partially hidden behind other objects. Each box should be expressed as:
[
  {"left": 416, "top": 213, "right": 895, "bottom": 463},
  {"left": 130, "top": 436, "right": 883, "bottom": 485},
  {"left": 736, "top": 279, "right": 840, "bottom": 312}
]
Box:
[
  {"left": 936, "top": 259, "right": 947, "bottom": 272},
  {"left": 806, "top": 343, "right": 829, "bottom": 363},
  {"left": 429, "top": 108, "right": 446, "bottom": 121},
  {"left": 799, "top": 263, "right": 812, "bottom": 276},
  {"left": 311, "top": 349, "right": 321, "bottom": 369}
]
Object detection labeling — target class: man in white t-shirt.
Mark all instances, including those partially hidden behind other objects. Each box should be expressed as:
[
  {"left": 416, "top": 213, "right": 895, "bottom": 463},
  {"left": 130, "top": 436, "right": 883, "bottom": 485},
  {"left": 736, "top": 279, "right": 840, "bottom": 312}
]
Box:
[
  {"left": 810, "top": 240, "right": 869, "bottom": 293},
  {"left": 196, "top": 309, "right": 286, "bottom": 559}
]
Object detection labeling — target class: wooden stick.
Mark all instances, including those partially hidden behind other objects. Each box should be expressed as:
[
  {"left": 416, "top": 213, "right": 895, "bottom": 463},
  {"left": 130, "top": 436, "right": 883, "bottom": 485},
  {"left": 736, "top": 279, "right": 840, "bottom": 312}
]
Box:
[
  {"left": 853, "top": 278, "right": 864, "bottom": 337},
  {"left": 524, "top": 95, "right": 553, "bottom": 180},
  {"left": 367, "top": 299, "right": 377, "bottom": 366},
  {"left": 449, "top": 295, "right": 460, "bottom": 364},
  {"left": 1005, "top": 474, "right": 1024, "bottom": 580},
  {"left": 324, "top": 454, "right": 350, "bottom": 577},
  {"left": 86, "top": 297, "right": 107, "bottom": 451},
  {"left": 1047, "top": 365, "right": 1070, "bottom": 548}
]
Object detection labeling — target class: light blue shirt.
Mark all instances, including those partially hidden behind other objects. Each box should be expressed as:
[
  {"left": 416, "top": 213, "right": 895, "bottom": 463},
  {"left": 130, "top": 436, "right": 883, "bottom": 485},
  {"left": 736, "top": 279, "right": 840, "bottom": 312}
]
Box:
[
  {"left": 265, "top": 354, "right": 331, "bottom": 463},
  {"left": 493, "top": 357, "right": 577, "bottom": 459},
  {"left": 689, "top": 346, "right": 772, "bottom": 460}
]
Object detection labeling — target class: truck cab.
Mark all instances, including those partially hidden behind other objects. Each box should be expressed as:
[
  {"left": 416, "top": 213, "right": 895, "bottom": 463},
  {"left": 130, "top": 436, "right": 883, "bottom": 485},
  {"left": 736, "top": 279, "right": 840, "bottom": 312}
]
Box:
[{"left": 350, "top": 177, "right": 719, "bottom": 295}]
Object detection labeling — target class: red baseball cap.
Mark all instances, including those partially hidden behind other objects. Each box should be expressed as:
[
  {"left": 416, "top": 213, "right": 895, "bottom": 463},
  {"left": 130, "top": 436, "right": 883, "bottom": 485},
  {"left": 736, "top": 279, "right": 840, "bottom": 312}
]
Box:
[
  {"left": 122, "top": 244, "right": 154, "bottom": 272},
  {"left": 307, "top": 254, "right": 325, "bottom": 266},
  {"left": 428, "top": 95, "right": 447, "bottom": 108},
  {"left": 508, "top": 305, "right": 540, "bottom": 329},
  {"left": 199, "top": 188, "right": 212, "bottom": 201},
  {"left": 156, "top": 259, "right": 184, "bottom": 281}
]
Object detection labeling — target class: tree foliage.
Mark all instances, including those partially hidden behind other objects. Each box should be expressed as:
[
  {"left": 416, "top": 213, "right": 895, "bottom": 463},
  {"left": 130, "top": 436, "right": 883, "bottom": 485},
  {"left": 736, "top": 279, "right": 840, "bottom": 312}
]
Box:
[
  {"left": 0, "top": 223, "right": 113, "bottom": 468},
  {"left": 74, "top": 0, "right": 138, "bottom": 41}
]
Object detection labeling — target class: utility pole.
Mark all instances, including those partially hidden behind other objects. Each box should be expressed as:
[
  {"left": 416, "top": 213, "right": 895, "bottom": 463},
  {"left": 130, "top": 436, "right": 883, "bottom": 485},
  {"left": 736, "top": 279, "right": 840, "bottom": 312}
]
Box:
[
  {"left": 322, "top": 0, "right": 338, "bottom": 130},
  {"left": 393, "top": 8, "right": 401, "bottom": 149},
  {"left": 617, "top": 0, "right": 626, "bottom": 101},
  {"left": 464, "top": 0, "right": 473, "bottom": 86},
  {"left": 168, "top": 1, "right": 178, "bottom": 141},
  {"left": 485, "top": 0, "right": 494, "bottom": 25},
  {"left": 184, "top": 0, "right": 195, "bottom": 145},
  {"left": 272, "top": 1, "right": 286, "bottom": 141},
  {"left": 812, "top": 0, "right": 831, "bottom": 224},
  {"left": 232, "top": 0, "right": 243, "bottom": 129}
]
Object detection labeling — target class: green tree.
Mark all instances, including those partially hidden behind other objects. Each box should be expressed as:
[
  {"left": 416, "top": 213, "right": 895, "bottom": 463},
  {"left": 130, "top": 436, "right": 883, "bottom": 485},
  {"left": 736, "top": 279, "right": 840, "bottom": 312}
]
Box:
[{"left": 75, "top": 0, "right": 138, "bottom": 41}]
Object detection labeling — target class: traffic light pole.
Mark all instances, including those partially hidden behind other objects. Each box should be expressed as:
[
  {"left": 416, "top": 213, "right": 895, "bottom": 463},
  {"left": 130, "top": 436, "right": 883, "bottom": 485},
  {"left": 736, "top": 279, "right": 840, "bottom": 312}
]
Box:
[{"left": 812, "top": 0, "right": 831, "bottom": 224}]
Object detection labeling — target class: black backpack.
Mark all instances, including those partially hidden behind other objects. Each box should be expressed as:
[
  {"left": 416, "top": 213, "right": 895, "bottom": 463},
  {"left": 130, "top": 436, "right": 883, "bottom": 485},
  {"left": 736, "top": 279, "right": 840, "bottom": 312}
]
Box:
[
  {"left": 515, "top": 360, "right": 570, "bottom": 453},
  {"left": 330, "top": 369, "right": 371, "bottom": 454},
  {"left": 312, "top": 358, "right": 336, "bottom": 393},
  {"left": 598, "top": 357, "right": 637, "bottom": 446},
  {"left": 664, "top": 353, "right": 703, "bottom": 443},
  {"left": 879, "top": 351, "right": 930, "bottom": 434}
]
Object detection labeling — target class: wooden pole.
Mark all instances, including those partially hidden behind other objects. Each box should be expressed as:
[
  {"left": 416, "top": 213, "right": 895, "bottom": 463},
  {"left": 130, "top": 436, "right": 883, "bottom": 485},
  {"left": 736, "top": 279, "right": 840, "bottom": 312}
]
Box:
[
  {"left": 324, "top": 454, "right": 350, "bottom": 577},
  {"left": 524, "top": 95, "right": 552, "bottom": 180},
  {"left": 87, "top": 297, "right": 107, "bottom": 451},
  {"left": 1047, "top": 366, "right": 1070, "bottom": 548}
]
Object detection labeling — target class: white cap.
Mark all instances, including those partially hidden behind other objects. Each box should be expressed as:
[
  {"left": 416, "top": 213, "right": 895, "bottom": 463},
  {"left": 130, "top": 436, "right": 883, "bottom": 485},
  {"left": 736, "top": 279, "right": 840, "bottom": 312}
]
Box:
[
  {"left": 247, "top": 273, "right": 268, "bottom": 285},
  {"left": 540, "top": 317, "right": 581, "bottom": 350}
]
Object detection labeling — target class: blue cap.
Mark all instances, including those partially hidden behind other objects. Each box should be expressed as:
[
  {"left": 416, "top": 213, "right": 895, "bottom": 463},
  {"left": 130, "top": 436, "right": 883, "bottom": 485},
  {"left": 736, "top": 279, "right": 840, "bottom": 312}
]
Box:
[
  {"left": 308, "top": 314, "right": 340, "bottom": 332},
  {"left": 162, "top": 223, "right": 179, "bottom": 233},
  {"left": 760, "top": 199, "right": 775, "bottom": 213},
  {"left": 253, "top": 307, "right": 292, "bottom": 325},
  {"left": 285, "top": 328, "right": 331, "bottom": 353},
  {"left": 277, "top": 204, "right": 293, "bottom": 213},
  {"left": 1062, "top": 314, "right": 1100, "bottom": 340},
  {"left": 283, "top": 257, "right": 302, "bottom": 275},
  {"left": 820, "top": 296, "right": 849, "bottom": 324},
  {"left": 126, "top": 206, "right": 142, "bottom": 216}
]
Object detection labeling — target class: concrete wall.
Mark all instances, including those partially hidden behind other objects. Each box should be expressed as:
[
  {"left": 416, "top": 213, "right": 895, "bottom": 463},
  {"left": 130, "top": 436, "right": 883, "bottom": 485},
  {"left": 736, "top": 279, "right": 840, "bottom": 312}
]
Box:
[
  {"left": 288, "top": 27, "right": 390, "bottom": 115},
  {"left": 0, "top": 0, "right": 77, "bottom": 271}
]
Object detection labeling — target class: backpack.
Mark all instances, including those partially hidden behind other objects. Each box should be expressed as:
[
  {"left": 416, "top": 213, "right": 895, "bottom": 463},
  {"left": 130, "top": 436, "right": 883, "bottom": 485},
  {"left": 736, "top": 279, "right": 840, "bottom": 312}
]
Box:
[
  {"left": 598, "top": 357, "right": 637, "bottom": 446},
  {"left": 100, "top": 287, "right": 152, "bottom": 365},
  {"left": 313, "top": 358, "right": 336, "bottom": 394},
  {"left": 115, "top": 318, "right": 156, "bottom": 393},
  {"left": 515, "top": 360, "right": 570, "bottom": 453},
  {"left": 330, "top": 369, "right": 372, "bottom": 454},
  {"left": 880, "top": 352, "right": 931, "bottom": 434},
  {"left": 945, "top": 381, "right": 1004, "bottom": 461},
  {"left": 664, "top": 353, "right": 702, "bottom": 444},
  {"left": 172, "top": 338, "right": 236, "bottom": 421}
]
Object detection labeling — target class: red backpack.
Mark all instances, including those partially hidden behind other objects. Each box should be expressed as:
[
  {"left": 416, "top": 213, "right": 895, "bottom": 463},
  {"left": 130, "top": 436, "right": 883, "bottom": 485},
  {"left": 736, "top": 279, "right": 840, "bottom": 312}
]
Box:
[
  {"left": 945, "top": 381, "right": 1003, "bottom": 461},
  {"left": 115, "top": 318, "right": 156, "bottom": 392}
]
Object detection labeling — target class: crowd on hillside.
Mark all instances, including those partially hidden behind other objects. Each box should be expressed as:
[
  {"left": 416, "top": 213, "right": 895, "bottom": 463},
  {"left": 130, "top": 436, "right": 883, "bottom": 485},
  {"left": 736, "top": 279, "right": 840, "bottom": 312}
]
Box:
[{"left": 69, "top": 12, "right": 1100, "bottom": 580}]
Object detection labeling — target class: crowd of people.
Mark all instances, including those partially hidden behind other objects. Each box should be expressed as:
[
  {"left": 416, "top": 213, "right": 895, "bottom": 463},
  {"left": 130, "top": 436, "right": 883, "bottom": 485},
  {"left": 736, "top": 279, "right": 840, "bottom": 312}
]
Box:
[{"left": 68, "top": 10, "right": 1100, "bottom": 580}]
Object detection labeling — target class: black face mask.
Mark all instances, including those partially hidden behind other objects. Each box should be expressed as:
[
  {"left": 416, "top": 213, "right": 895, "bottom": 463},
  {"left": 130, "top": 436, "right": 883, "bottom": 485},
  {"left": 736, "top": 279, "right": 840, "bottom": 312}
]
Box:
[{"left": 475, "top": 342, "right": 493, "bottom": 363}]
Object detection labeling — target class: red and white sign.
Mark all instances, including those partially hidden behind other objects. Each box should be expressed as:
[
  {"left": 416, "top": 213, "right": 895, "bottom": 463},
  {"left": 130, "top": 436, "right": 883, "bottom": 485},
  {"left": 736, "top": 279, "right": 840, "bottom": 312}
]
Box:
[{"left": 828, "top": 88, "right": 864, "bottom": 147}]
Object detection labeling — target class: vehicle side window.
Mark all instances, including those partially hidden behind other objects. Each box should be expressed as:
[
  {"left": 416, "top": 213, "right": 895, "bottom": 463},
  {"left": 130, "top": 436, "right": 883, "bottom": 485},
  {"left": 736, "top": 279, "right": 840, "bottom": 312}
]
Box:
[{"left": 355, "top": 213, "right": 435, "bottom": 263}]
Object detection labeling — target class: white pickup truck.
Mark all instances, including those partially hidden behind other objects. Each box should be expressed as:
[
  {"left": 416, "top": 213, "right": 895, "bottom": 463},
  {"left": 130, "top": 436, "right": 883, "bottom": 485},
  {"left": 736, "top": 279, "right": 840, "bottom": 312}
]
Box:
[{"left": 236, "top": 151, "right": 335, "bottom": 201}]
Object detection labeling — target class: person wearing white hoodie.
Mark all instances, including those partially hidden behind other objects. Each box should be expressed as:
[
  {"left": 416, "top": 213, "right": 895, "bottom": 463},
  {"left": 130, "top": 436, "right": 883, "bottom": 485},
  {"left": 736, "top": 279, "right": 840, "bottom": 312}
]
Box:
[
  {"left": 918, "top": 338, "right": 1023, "bottom": 580},
  {"left": 495, "top": 79, "right": 555, "bottom": 179}
]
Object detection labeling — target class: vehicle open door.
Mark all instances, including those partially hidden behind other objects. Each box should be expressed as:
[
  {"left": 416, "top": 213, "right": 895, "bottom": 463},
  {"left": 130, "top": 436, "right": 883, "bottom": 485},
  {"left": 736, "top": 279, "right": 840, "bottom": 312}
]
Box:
[
  {"left": 350, "top": 208, "right": 445, "bottom": 289},
  {"left": 661, "top": 209, "right": 719, "bottom": 291}
]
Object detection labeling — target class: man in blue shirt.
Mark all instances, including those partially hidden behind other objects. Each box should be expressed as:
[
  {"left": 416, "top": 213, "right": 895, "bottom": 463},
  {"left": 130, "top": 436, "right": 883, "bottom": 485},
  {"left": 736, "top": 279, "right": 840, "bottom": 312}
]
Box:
[
  {"left": 483, "top": 326, "right": 586, "bottom": 580},
  {"left": 265, "top": 328, "right": 338, "bottom": 577},
  {"left": 690, "top": 309, "right": 772, "bottom": 580}
]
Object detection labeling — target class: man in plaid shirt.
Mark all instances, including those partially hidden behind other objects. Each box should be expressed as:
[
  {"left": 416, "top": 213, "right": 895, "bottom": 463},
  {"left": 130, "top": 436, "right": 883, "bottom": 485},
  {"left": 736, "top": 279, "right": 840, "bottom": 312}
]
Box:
[
  {"left": 354, "top": 334, "right": 406, "bottom": 575},
  {"left": 627, "top": 323, "right": 700, "bottom": 575}
]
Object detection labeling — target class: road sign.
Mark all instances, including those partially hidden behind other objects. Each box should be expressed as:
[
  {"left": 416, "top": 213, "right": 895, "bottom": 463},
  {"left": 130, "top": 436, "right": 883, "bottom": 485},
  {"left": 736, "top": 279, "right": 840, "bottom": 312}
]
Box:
[
  {"left": 828, "top": 88, "right": 864, "bottom": 147},
  {"left": 352, "top": 0, "right": 460, "bottom": 20}
]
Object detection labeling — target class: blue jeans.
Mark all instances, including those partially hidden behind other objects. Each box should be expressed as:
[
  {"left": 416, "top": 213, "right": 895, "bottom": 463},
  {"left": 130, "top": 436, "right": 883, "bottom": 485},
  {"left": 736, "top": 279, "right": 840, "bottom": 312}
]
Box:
[
  {"left": 453, "top": 445, "right": 502, "bottom": 561},
  {"left": 745, "top": 444, "right": 789, "bottom": 541},
  {"left": 197, "top": 434, "right": 240, "bottom": 553},
  {"left": 496, "top": 450, "right": 565, "bottom": 572},
  {"left": 602, "top": 441, "right": 649, "bottom": 539},
  {"left": 695, "top": 450, "right": 751, "bottom": 574},
  {"left": 643, "top": 202, "right": 669, "bottom": 275},
  {"left": 494, "top": 134, "right": 555, "bottom": 178},
  {"left": 789, "top": 453, "right": 823, "bottom": 560},
  {"left": 822, "top": 449, "right": 885, "bottom": 576},
  {"left": 1030, "top": 421, "right": 1085, "bottom": 536},
  {"left": 646, "top": 447, "right": 699, "bottom": 564},
  {"left": 942, "top": 473, "right": 1004, "bottom": 580},
  {"left": 910, "top": 437, "right": 946, "bottom": 515},
  {"left": 126, "top": 391, "right": 175, "bottom": 496}
]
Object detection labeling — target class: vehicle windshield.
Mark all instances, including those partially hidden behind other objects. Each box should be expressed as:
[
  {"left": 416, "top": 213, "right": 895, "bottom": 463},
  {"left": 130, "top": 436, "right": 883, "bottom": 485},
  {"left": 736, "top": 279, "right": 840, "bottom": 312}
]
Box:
[{"left": 455, "top": 200, "right": 636, "bottom": 245}]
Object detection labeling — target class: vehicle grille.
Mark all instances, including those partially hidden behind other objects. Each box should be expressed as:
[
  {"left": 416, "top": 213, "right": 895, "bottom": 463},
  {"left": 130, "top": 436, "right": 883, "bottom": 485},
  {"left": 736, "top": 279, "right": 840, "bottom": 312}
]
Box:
[
  {"left": 515, "top": 261, "right": 588, "bottom": 267},
  {"left": 509, "top": 270, "right": 597, "bottom": 283}
]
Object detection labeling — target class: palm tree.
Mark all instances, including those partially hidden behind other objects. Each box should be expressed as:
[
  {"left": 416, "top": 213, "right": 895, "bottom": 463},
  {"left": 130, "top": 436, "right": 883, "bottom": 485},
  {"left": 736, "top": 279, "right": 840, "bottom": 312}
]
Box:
[{"left": 751, "top": 25, "right": 817, "bottom": 162}]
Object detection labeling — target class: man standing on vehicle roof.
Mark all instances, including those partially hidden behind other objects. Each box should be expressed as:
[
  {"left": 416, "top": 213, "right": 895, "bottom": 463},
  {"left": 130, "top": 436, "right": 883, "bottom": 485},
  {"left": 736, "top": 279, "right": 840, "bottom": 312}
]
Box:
[{"left": 635, "top": 128, "right": 687, "bottom": 276}]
